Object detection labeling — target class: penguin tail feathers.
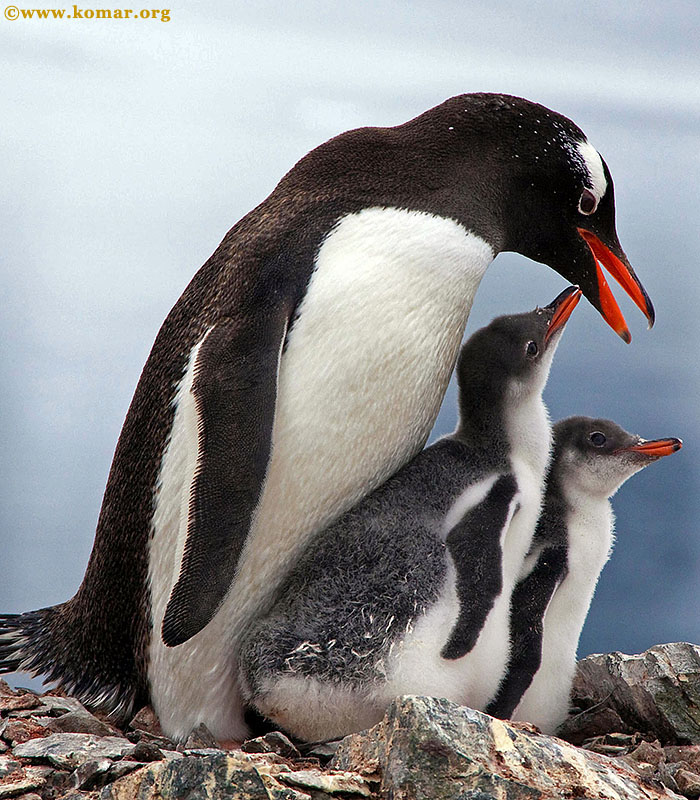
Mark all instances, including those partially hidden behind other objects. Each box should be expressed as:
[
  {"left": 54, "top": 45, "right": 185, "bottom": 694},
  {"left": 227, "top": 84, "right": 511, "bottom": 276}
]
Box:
[
  {"left": 0, "top": 607, "right": 138, "bottom": 721},
  {"left": 0, "top": 608, "right": 54, "bottom": 676}
]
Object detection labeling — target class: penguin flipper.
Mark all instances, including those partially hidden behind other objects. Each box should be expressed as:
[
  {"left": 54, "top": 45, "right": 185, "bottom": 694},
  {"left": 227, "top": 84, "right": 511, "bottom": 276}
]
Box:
[
  {"left": 162, "top": 311, "right": 289, "bottom": 647},
  {"left": 485, "top": 544, "right": 568, "bottom": 719},
  {"left": 441, "top": 473, "right": 519, "bottom": 660}
]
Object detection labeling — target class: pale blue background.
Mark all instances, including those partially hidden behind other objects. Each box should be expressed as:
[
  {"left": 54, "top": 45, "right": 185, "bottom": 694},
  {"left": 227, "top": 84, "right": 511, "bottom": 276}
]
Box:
[{"left": 2, "top": 1, "right": 698, "bottom": 692}]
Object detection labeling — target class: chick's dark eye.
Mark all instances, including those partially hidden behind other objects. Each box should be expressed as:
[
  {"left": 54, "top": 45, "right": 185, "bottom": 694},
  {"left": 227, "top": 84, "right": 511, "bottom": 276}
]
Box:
[
  {"left": 526, "top": 341, "right": 539, "bottom": 357},
  {"left": 590, "top": 431, "right": 606, "bottom": 447},
  {"left": 579, "top": 188, "right": 598, "bottom": 215}
]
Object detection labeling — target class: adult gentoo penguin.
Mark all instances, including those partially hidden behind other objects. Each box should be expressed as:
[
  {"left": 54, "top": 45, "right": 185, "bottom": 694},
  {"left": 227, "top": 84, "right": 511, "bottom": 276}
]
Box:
[
  {"left": 486, "top": 417, "right": 682, "bottom": 733},
  {"left": 238, "top": 287, "right": 580, "bottom": 742},
  {"left": 0, "top": 93, "right": 654, "bottom": 742}
]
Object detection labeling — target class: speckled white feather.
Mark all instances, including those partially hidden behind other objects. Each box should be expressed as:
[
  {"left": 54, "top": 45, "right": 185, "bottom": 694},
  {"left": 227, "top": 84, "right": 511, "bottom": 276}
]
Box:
[{"left": 147, "top": 206, "right": 494, "bottom": 741}]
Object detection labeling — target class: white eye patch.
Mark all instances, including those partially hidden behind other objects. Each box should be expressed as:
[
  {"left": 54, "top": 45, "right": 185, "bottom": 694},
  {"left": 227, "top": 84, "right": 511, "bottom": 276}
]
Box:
[{"left": 576, "top": 140, "right": 608, "bottom": 204}]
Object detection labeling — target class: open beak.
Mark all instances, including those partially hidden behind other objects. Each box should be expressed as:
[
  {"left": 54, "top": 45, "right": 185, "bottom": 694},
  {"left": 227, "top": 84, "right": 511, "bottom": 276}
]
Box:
[
  {"left": 619, "top": 437, "right": 683, "bottom": 459},
  {"left": 578, "top": 228, "right": 655, "bottom": 343},
  {"left": 544, "top": 285, "right": 583, "bottom": 347}
]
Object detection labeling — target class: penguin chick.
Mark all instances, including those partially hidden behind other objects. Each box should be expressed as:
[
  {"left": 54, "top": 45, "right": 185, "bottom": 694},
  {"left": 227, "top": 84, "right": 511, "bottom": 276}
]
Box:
[
  {"left": 237, "top": 287, "right": 581, "bottom": 742},
  {"left": 486, "top": 416, "right": 682, "bottom": 733}
]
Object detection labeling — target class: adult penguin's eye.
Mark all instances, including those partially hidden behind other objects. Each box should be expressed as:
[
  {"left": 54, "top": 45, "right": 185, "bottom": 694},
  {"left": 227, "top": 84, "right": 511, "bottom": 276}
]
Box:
[
  {"left": 579, "top": 188, "right": 598, "bottom": 215},
  {"left": 526, "top": 341, "right": 539, "bottom": 358},
  {"left": 590, "top": 431, "right": 606, "bottom": 446}
]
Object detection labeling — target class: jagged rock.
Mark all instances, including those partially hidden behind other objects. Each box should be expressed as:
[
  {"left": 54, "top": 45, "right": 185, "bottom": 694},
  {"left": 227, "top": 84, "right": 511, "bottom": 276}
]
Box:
[
  {"left": 182, "top": 723, "right": 216, "bottom": 750},
  {"left": 1, "top": 720, "right": 48, "bottom": 746},
  {"left": 95, "top": 750, "right": 368, "bottom": 800},
  {"left": 302, "top": 740, "right": 342, "bottom": 762},
  {"left": 0, "top": 756, "right": 21, "bottom": 778},
  {"left": 124, "top": 741, "right": 163, "bottom": 762},
  {"left": 666, "top": 746, "right": 700, "bottom": 772},
  {"left": 242, "top": 732, "right": 301, "bottom": 760},
  {"left": 558, "top": 704, "right": 632, "bottom": 744},
  {"left": 98, "top": 755, "right": 263, "bottom": 800},
  {"left": 627, "top": 740, "right": 666, "bottom": 767},
  {"left": 332, "top": 695, "right": 684, "bottom": 799},
  {"left": 127, "top": 708, "right": 162, "bottom": 737},
  {"left": 72, "top": 757, "right": 114, "bottom": 789},
  {"left": 39, "top": 696, "right": 90, "bottom": 717},
  {"left": 97, "top": 762, "right": 163, "bottom": 800},
  {"left": 0, "top": 695, "right": 40, "bottom": 716},
  {"left": 278, "top": 768, "right": 371, "bottom": 795},
  {"left": 124, "top": 730, "right": 176, "bottom": 752},
  {"left": 675, "top": 769, "right": 700, "bottom": 798},
  {"left": 47, "top": 711, "right": 121, "bottom": 737},
  {"left": 13, "top": 733, "right": 132, "bottom": 769},
  {"left": 0, "top": 766, "right": 51, "bottom": 799},
  {"left": 568, "top": 643, "right": 700, "bottom": 745}
]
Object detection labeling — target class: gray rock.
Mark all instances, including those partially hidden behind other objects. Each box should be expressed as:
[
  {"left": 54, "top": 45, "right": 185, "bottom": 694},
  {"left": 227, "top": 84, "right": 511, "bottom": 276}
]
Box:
[
  {"left": 332, "top": 695, "right": 684, "bottom": 799},
  {"left": 106, "top": 761, "right": 144, "bottom": 782},
  {"left": 1, "top": 719, "right": 48, "bottom": 746},
  {"left": 569, "top": 643, "right": 700, "bottom": 745},
  {"left": 558, "top": 704, "right": 632, "bottom": 744},
  {"left": 0, "top": 766, "right": 50, "bottom": 798},
  {"left": 242, "top": 731, "right": 301, "bottom": 760},
  {"left": 97, "top": 762, "right": 163, "bottom": 800},
  {"left": 125, "top": 731, "right": 176, "bottom": 751},
  {"left": 128, "top": 708, "right": 162, "bottom": 737},
  {"left": 47, "top": 710, "right": 121, "bottom": 737},
  {"left": 13, "top": 733, "right": 133, "bottom": 769},
  {"left": 38, "top": 696, "right": 89, "bottom": 717},
  {"left": 72, "top": 757, "right": 114, "bottom": 789},
  {"left": 278, "top": 769, "right": 371, "bottom": 796},
  {"left": 94, "top": 750, "right": 364, "bottom": 800},
  {"left": 182, "top": 723, "right": 216, "bottom": 750},
  {"left": 0, "top": 694, "right": 40, "bottom": 716},
  {"left": 302, "top": 740, "right": 342, "bottom": 761},
  {"left": 97, "top": 755, "right": 270, "bottom": 800},
  {"left": 675, "top": 768, "right": 700, "bottom": 798},
  {"left": 0, "top": 755, "right": 21, "bottom": 778},
  {"left": 159, "top": 750, "right": 183, "bottom": 761},
  {"left": 124, "top": 740, "right": 163, "bottom": 762},
  {"left": 665, "top": 746, "right": 700, "bottom": 772}
]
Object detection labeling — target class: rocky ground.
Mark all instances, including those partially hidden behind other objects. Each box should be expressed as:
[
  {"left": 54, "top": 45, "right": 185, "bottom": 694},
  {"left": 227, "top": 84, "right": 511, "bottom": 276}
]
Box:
[{"left": 1, "top": 642, "right": 699, "bottom": 800}]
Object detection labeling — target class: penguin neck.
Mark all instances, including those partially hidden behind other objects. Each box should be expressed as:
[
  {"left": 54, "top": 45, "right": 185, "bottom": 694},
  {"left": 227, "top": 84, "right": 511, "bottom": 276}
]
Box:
[
  {"left": 504, "top": 383, "right": 552, "bottom": 478},
  {"left": 453, "top": 380, "right": 510, "bottom": 467}
]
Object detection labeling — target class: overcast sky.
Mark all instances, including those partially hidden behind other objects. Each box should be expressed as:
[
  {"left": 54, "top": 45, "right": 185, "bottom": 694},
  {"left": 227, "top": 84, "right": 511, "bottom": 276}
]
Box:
[{"left": 2, "top": 1, "right": 699, "bottom": 691}]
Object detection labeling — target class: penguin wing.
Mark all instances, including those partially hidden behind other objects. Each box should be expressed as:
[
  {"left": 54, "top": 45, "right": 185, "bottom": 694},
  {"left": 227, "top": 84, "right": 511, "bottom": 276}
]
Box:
[
  {"left": 161, "top": 309, "right": 289, "bottom": 647},
  {"left": 485, "top": 544, "right": 568, "bottom": 719},
  {"left": 441, "top": 473, "right": 519, "bottom": 660}
]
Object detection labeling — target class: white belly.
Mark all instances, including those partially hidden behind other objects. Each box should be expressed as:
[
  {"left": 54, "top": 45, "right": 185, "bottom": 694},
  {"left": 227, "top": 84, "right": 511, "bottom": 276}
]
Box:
[
  {"left": 147, "top": 207, "right": 494, "bottom": 740},
  {"left": 513, "top": 498, "right": 613, "bottom": 732}
]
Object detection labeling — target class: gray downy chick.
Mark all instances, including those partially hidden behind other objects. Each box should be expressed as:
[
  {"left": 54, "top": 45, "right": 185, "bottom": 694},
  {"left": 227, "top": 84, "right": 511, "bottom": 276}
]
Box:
[
  {"left": 238, "top": 286, "right": 581, "bottom": 742},
  {"left": 486, "top": 416, "right": 682, "bottom": 733}
]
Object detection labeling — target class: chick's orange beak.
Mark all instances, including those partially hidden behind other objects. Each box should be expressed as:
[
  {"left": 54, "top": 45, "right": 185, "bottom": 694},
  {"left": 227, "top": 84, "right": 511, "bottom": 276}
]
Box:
[
  {"left": 544, "top": 285, "right": 582, "bottom": 347},
  {"left": 621, "top": 438, "right": 683, "bottom": 458}
]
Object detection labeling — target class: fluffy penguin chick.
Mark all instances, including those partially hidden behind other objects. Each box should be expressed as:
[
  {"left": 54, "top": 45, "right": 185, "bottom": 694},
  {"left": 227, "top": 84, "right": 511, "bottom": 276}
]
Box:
[
  {"left": 486, "top": 416, "right": 682, "bottom": 733},
  {"left": 238, "top": 287, "right": 581, "bottom": 742}
]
